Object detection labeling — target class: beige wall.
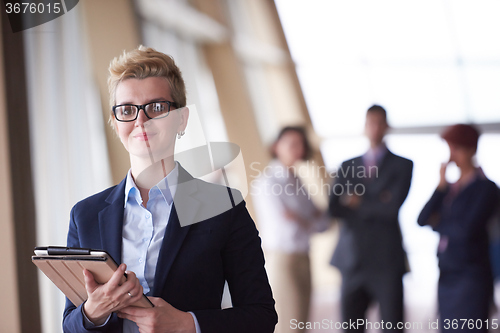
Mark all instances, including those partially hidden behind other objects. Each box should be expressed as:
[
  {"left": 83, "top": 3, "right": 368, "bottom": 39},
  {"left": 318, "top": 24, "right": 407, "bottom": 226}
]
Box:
[
  {"left": 0, "top": 1, "right": 337, "bottom": 330},
  {"left": 1, "top": 7, "right": 41, "bottom": 332},
  {"left": 193, "top": 0, "right": 339, "bottom": 291},
  {"left": 194, "top": 0, "right": 328, "bottom": 216},
  {"left": 0, "top": 13, "right": 21, "bottom": 333},
  {"left": 81, "top": 0, "right": 141, "bottom": 184},
  {"left": 194, "top": 0, "right": 269, "bottom": 217}
]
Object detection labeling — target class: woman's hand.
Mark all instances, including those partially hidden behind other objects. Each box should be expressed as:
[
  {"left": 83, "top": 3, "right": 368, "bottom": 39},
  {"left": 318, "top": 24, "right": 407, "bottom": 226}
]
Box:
[
  {"left": 117, "top": 297, "right": 196, "bottom": 333},
  {"left": 83, "top": 264, "right": 144, "bottom": 325},
  {"left": 339, "top": 193, "right": 361, "bottom": 209},
  {"left": 284, "top": 208, "right": 312, "bottom": 229},
  {"left": 438, "top": 162, "right": 449, "bottom": 191}
]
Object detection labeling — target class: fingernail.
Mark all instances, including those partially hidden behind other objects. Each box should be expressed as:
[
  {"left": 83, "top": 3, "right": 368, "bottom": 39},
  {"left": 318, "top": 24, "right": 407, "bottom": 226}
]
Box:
[{"left": 120, "top": 264, "right": 126, "bottom": 271}]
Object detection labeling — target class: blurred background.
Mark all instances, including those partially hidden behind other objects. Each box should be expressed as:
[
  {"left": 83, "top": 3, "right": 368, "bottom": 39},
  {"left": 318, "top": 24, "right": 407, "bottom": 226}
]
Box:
[{"left": 0, "top": 0, "right": 499, "bottom": 332}]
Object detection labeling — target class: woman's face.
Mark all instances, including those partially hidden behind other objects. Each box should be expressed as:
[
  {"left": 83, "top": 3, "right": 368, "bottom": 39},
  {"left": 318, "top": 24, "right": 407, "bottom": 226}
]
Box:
[
  {"left": 448, "top": 142, "right": 475, "bottom": 168},
  {"left": 275, "top": 131, "right": 305, "bottom": 167},
  {"left": 114, "top": 77, "right": 188, "bottom": 162}
]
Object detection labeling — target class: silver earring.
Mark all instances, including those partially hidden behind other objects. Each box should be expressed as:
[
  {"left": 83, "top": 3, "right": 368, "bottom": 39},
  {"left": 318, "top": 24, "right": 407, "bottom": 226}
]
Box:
[{"left": 177, "top": 131, "right": 185, "bottom": 139}]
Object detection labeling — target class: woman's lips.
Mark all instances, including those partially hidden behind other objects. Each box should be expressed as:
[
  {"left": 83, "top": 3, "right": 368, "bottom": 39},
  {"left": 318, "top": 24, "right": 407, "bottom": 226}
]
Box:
[{"left": 133, "top": 132, "right": 155, "bottom": 141}]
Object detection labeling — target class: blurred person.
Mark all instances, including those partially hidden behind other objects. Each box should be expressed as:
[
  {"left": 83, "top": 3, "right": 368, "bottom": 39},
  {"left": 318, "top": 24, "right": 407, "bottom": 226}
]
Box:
[
  {"left": 328, "top": 105, "right": 413, "bottom": 333},
  {"left": 252, "top": 126, "right": 329, "bottom": 333},
  {"left": 489, "top": 205, "right": 500, "bottom": 282},
  {"left": 62, "top": 46, "right": 277, "bottom": 333},
  {"left": 418, "top": 124, "right": 499, "bottom": 333}
]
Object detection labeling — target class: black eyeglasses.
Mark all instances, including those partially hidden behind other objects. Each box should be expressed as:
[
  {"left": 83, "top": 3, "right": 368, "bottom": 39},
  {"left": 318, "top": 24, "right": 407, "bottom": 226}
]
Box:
[{"left": 112, "top": 101, "right": 177, "bottom": 122}]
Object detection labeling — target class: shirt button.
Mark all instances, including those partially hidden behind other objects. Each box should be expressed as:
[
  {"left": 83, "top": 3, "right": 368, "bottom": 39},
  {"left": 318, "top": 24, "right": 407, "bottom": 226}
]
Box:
[
  {"left": 145, "top": 213, "right": 151, "bottom": 219},
  {"left": 139, "top": 258, "right": 143, "bottom": 263}
]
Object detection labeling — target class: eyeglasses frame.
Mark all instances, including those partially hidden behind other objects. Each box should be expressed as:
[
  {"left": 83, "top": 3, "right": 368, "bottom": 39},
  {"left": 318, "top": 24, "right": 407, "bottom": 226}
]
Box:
[{"left": 112, "top": 100, "right": 178, "bottom": 122}]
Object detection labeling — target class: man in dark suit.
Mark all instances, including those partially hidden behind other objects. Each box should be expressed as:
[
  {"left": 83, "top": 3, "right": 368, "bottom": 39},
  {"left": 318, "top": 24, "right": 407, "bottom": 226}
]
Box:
[
  {"left": 62, "top": 46, "right": 277, "bottom": 333},
  {"left": 329, "top": 105, "right": 413, "bottom": 333}
]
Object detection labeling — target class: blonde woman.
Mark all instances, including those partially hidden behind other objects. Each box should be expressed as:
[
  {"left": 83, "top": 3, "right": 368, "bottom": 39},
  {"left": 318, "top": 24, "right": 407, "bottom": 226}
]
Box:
[{"left": 62, "top": 46, "right": 277, "bottom": 333}]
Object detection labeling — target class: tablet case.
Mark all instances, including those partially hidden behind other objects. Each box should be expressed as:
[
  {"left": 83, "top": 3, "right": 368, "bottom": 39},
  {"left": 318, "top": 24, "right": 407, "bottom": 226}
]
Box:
[{"left": 32, "top": 247, "right": 153, "bottom": 308}]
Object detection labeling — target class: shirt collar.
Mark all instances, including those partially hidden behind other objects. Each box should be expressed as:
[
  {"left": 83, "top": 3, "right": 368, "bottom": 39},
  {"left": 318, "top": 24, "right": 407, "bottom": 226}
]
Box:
[
  {"left": 124, "top": 161, "right": 179, "bottom": 208},
  {"left": 364, "top": 143, "right": 388, "bottom": 162}
]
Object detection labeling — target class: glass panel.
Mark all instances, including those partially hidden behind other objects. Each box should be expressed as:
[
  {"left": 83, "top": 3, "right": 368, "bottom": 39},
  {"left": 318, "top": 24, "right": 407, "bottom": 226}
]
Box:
[
  {"left": 449, "top": 0, "right": 500, "bottom": 59},
  {"left": 276, "top": 0, "right": 500, "bottom": 132},
  {"left": 368, "top": 65, "right": 466, "bottom": 127},
  {"left": 297, "top": 65, "right": 369, "bottom": 137},
  {"left": 464, "top": 65, "right": 500, "bottom": 123}
]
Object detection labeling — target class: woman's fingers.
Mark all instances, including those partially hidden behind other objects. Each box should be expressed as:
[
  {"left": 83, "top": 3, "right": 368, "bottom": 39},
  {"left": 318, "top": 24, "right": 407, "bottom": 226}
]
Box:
[
  {"left": 112, "top": 270, "right": 145, "bottom": 306},
  {"left": 128, "top": 275, "right": 143, "bottom": 298},
  {"left": 83, "top": 269, "right": 99, "bottom": 294},
  {"left": 117, "top": 270, "right": 139, "bottom": 294},
  {"left": 106, "top": 263, "right": 127, "bottom": 288},
  {"left": 84, "top": 263, "right": 146, "bottom": 313}
]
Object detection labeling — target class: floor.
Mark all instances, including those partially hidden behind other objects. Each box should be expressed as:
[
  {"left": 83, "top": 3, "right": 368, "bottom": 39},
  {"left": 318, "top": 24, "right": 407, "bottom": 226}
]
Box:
[{"left": 305, "top": 280, "right": 500, "bottom": 333}]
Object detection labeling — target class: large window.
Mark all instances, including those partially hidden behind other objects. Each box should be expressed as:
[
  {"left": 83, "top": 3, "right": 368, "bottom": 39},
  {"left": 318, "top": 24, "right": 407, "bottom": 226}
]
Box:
[
  {"left": 275, "top": 0, "right": 500, "bottom": 319},
  {"left": 276, "top": 0, "right": 500, "bottom": 136}
]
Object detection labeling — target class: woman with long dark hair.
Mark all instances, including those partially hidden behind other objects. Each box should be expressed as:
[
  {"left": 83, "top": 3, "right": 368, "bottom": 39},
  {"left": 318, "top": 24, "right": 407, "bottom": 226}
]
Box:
[{"left": 253, "top": 126, "right": 329, "bottom": 333}]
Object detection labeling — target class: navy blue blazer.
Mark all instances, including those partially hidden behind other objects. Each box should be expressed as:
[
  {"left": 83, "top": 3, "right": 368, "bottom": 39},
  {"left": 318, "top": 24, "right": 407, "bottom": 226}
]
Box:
[
  {"left": 329, "top": 150, "right": 413, "bottom": 276},
  {"left": 418, "top": 173, "right": 499, "bottom": 275},
  {"left": 62, "top": 166, "right": 277, "bottom": 333},
  {"left": 418, "top": 172, "right": 499, "bottom": 326}
]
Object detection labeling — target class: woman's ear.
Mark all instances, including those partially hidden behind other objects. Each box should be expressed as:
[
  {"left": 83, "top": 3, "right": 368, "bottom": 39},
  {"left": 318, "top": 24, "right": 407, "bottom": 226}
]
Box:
[
  {"left": 113, "top": 119, "right": 120, "bottom": 136},
  {"left": 270, "top": 142, "right": 278, "bottom": 159},
  {"left": 177, "top": 106, "right": 189, "bottom": 133}
]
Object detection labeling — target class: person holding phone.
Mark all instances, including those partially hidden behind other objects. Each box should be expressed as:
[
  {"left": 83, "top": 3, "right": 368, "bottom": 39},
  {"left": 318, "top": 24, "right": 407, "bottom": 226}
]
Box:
[
  {"left": 418, "top": 124, "right": 499, "bottom": 333},
  {"left": 62, "top": 46, "right": 277, "bottom": 333}
]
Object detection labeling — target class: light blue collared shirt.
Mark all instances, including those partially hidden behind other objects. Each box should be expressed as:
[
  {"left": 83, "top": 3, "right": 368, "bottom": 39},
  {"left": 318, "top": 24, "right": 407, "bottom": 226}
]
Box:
[
  {"left": 122, "top": 164, "right": 177, "bottom": 297},
  {"left": 122, "top": 162, "right": 201, "bottom": 333}
]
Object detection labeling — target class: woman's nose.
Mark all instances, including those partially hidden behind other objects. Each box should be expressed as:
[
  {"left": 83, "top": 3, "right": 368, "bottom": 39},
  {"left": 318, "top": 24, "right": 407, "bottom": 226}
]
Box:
[{"left": 134, "top": 108, "right": 150, "bottom": 126}]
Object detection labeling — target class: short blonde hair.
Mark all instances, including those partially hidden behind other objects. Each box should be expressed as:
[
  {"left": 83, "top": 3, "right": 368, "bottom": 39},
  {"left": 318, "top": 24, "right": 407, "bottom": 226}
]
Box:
[{"left": 107, "top": 46, "right": 187, "bottom": 127}]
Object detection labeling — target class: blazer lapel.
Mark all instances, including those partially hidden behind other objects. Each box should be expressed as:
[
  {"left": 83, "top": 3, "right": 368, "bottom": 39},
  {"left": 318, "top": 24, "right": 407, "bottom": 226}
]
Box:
[
  {"left": 98, "top": 178, "right": 127, "bottom": 264},
  {"left": 152, "top": 165, "right": 200, "bottom": 296}
]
